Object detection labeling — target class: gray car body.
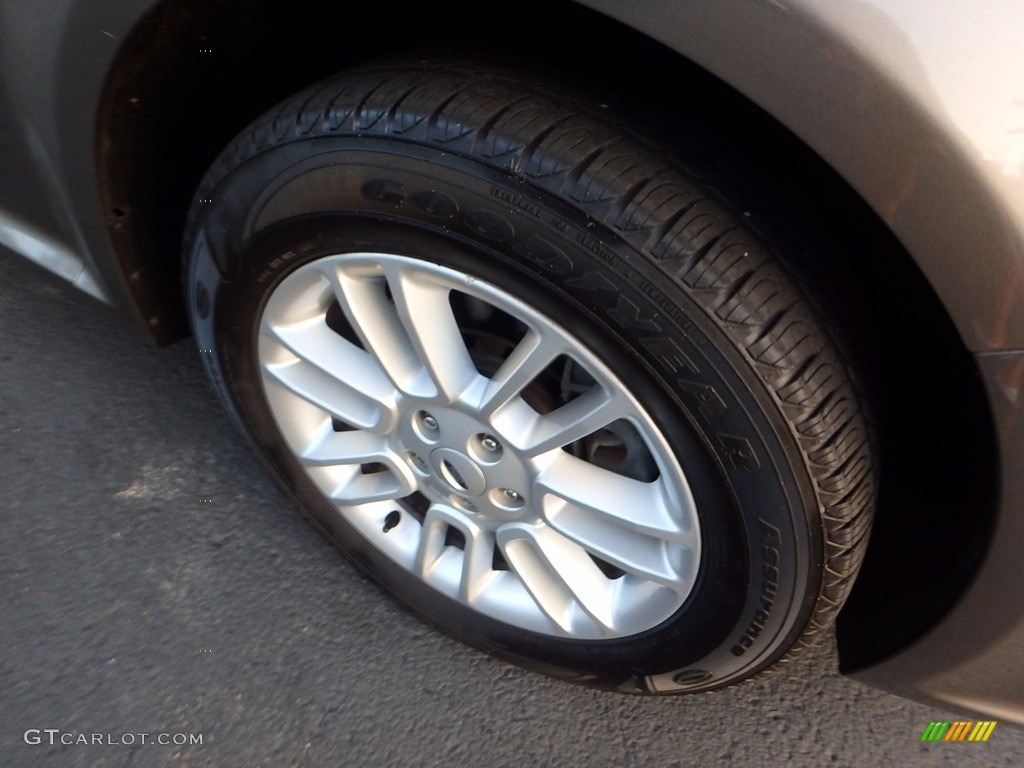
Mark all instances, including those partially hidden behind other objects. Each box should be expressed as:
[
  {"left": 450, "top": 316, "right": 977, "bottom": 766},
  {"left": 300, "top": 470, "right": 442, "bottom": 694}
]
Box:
[{"left": 2, "top": 0, "right": 1022, "bottom": 722}]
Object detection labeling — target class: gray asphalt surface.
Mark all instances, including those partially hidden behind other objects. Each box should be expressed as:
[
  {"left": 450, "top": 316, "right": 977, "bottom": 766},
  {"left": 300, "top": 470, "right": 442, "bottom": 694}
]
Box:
[{"left": 2, "top": 251, "right": 1022, "bottom": 768}]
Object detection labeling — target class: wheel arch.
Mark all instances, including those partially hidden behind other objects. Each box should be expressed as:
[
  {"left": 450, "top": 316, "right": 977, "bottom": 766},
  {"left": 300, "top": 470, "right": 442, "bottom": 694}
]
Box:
[{"left": 93, "top": 0, "right": 1001, "bottom": 670}]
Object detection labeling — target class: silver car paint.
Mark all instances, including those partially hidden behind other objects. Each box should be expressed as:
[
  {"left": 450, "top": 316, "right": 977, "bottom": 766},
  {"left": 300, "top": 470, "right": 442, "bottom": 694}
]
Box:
[{"left": 1, "top": 0, "right": 1022, "bottom": 719}]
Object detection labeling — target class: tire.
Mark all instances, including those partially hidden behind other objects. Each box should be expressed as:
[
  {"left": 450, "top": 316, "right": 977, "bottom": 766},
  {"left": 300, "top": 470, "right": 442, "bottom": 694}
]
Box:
[{"left": 184, "top": 62, "right": 875, "bottom": 693}]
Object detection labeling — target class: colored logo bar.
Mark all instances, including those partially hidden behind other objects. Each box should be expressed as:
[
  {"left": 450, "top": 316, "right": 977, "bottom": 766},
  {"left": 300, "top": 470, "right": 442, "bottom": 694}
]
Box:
[{"left": 921, "top": 721, "right": 997, "bottom": 742}]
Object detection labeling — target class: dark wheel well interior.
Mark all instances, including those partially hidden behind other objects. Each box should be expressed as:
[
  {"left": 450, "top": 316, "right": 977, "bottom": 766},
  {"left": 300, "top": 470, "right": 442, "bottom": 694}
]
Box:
[{"left": 96, "top": 0, "right": 997, "bottom": 671}]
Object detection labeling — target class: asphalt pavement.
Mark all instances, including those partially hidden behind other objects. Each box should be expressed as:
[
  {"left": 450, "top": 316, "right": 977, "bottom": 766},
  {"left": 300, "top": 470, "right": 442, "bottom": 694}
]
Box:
[{"left": 2, "top": 251, "right": 1022, "bottom": 767}]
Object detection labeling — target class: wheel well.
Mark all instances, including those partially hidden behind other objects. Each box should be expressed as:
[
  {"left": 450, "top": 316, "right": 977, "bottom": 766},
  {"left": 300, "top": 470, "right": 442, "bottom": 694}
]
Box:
[{"left": 96, "top": 0, "right": 998, "bottom": 669}]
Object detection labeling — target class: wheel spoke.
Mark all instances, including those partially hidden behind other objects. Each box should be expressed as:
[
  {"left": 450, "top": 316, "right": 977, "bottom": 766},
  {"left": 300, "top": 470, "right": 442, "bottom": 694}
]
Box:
[
  {"left": 413, "top": 504, "right": 496, "bottom": 603},
  {"left": 294, "top": 423, "right": 417, "bottom": 504},
  {"left": 498, "top": 523, "right": 616, "bottom": 635},
  {"left": 536, "top": 452, "right": 690, "bottom": 538},
  {"left": 459, "top": 525, "right": 497, "bottom": 604},
  {"left": 534, "top": 455, "right": 697, "bottom": 588},
  {"left": 496, "top": 384, "right": 628, "bottom": 456},
  {"left": 324, "top": 262, "right": 435, "bottom": 399},
  {"left": 414, "top": 507, "right": 450, "bottom": 580},
  {"left": 327, "top": 464, "right": 417, "bottom": 505},
  {"left": 382, "top": 263, "right": 480, "bottom": 403},
  {"left": 263, "top": 317, "right": 397, "bottom": 431},
  {"left": 479, "top": 327, "right": 564, "bottom": 415},
  {"left": 300, "top": 428, "right": 392, "bottom": 466},
  {"left": 544, "top": 509, "right": 692, "bottom": 588}
]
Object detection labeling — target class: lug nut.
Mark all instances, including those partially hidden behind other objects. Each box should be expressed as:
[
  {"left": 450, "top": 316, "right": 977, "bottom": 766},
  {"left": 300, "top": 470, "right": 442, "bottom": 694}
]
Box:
[
  {"left": 422, "top": 414, "right": 439, "bottom": 430},
  {"left": 504, "top": 489, "right": 521, "bottom": 502},
  {"left": 474, "top": 433, "right": 504, "bottom": 462}
]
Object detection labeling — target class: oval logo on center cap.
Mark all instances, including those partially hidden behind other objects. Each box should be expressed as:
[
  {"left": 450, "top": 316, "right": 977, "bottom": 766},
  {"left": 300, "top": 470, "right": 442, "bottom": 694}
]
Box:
[
  {"left": 430, "top": 448, "right": 487, "bottom": 496},
  {"left": 441, "top": 459, "right": 469, "bottom": 490}
]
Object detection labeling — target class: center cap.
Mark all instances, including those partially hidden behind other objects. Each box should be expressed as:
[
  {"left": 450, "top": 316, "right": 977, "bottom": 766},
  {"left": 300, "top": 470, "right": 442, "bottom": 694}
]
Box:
[{"left": 429, "top": 448, "right": 487, "bottom": 496}]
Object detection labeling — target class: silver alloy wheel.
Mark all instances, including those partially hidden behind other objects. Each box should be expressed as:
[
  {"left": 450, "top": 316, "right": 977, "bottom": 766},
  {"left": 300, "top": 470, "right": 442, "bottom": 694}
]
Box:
[{"left": 257, "top": 253, "right": 701, "bottom": 639}]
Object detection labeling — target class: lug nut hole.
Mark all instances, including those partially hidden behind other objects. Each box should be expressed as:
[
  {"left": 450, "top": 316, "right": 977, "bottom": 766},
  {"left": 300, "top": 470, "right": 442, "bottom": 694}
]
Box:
[
  {"left": 491, "top": 487, "right": 525, "bottom": 511},
  {"left": 449, "top": 494, "right": 477, "bottom": 513},
  {"left": 406, "top": 451, "right": 429, "bottom": 476},
  {"left": 414, "top": 410, "right": 441, "bottom": 442}
]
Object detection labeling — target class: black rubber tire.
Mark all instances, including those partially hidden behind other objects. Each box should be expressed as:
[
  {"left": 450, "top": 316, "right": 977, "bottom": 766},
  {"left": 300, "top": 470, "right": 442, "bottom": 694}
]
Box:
[{"left": 184, "top": 62, "right": 875, "bottom": 693}]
